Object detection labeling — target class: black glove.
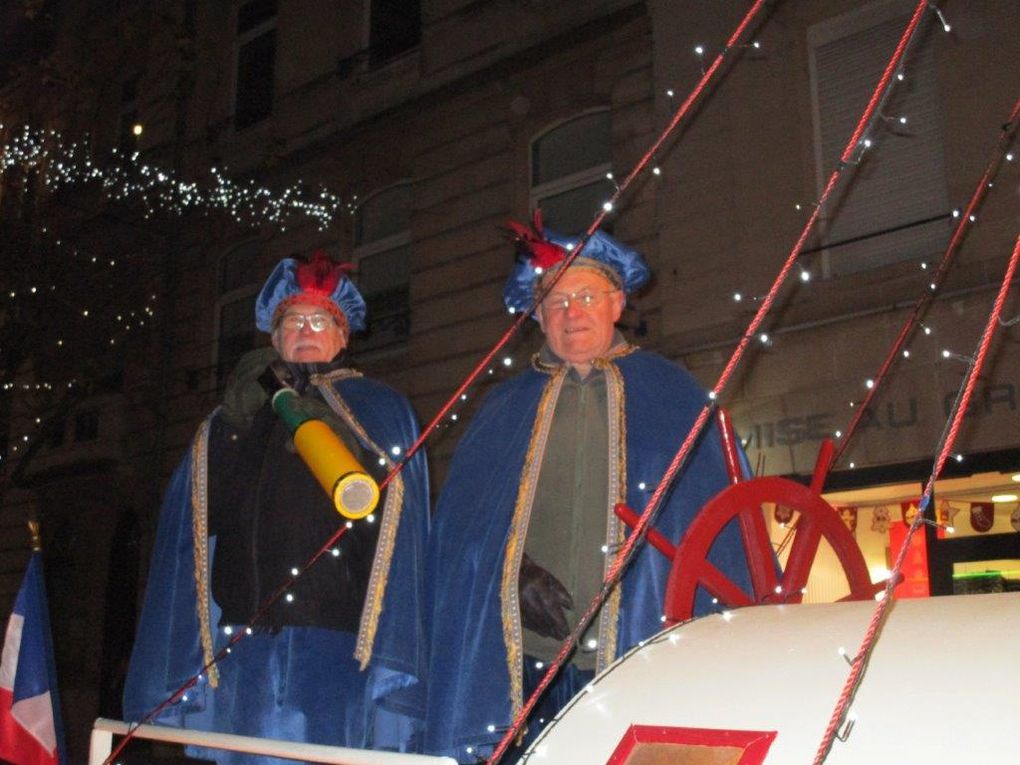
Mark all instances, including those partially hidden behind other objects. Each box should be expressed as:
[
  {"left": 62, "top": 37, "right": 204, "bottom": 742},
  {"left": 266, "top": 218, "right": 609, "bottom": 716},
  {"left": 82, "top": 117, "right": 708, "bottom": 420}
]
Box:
[
  {"left": 220, "top": 346, "right": 280, "bottom": 431},
  {"left": 519, "top": 554, "right": 574, "bottom": 641},
  {"left": 285, "top": 394, "right": 362, "bottom": 456}
]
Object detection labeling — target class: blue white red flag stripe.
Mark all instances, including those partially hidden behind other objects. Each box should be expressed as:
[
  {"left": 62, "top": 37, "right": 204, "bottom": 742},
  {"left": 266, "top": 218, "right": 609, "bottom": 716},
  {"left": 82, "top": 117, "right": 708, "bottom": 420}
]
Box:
[{"left": 0, "top": 552, "right": 64, "bottom": 765}]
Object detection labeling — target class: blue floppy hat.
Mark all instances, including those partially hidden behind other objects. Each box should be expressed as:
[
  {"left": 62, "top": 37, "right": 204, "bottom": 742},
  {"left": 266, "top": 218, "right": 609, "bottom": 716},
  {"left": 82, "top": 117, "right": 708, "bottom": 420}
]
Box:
[
  {"left": 502, "top": 214, "right": 650, "bottom": 315},
  {"left": 255, "top": 250, "right": 367, "bottom": 333}
]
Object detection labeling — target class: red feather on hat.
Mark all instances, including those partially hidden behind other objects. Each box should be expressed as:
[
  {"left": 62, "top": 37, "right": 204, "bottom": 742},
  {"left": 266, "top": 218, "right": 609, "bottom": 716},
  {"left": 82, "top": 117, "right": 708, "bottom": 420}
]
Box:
[
  {"left": 295, "top": 250, "right": 355, "bottom": 295},
  {"left": 504, "top": 209, "right": 566, "bottom": 270}
]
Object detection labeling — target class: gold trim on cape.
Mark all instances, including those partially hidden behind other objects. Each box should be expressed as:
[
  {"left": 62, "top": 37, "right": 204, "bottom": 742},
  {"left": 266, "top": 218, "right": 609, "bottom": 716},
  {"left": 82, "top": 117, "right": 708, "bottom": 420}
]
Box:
[
  {"left": 191, "top": 373, "right": 401, "bottom": 678},
  {"left": 595, "top": 359, "right": 627, "bottom": 672},
  {"left": 190, "top": 416, "right": 218, "bottom": 688},
  {"left": 502, "top": 343, "right": 635, "bottom": 715},
  {"left": 315, "top": 379, "right": 404, "bottom": 670},
  {"left": 501, "top": 367, "right": 566, "bottom": 720}
]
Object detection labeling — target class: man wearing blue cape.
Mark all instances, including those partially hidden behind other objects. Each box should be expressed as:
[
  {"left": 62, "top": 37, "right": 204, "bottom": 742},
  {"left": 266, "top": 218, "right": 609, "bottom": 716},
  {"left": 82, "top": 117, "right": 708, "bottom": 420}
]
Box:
[
  {"left": 123, "top": 252, "right": 429, "bottom": 763},
  {"left": 423, "top": 218, "right": 752, "bottom": 762}
]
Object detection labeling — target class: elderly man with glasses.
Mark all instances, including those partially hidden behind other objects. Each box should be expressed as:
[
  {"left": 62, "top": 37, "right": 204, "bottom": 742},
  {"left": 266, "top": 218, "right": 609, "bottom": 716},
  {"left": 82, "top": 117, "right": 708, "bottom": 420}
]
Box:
[
  {"left": 422, "top": 220, "right": 752, "bottom": 763},
  {"left": 124, "top": 252, "right": 429, "bottom": 763}
]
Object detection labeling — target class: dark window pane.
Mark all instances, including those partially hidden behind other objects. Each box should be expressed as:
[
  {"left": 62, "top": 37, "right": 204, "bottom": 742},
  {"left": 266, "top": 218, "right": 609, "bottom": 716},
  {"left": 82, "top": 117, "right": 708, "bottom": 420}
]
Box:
[
  {"left": 221, "top": 242, "right": 260, "bottom": 293},
  {"left": 48, "top": 419, "right": 66, "bottom": 449},
  {"left": 369, "top": 0, "right": 421, "bottom": 66},
  {"left": 218, "top": 294, "right": 257, "bottom": 383},
  {"left": 532, "top": 112, "right": 611, "bottom": 186},
  {"left": 355, "top": 184, "right": 412, "bottom": 246},
  {"left": 535, "top": 178, "right": 616, "bottom": 236},
  {"left": 235, "top": 30, "right": 276, "bottom": 130},
  {"left": 356, "top": 245, "right": 410, "bottom": 351},
  {"left": 238, "top": 0, "right": 277, "bottom": 34}
]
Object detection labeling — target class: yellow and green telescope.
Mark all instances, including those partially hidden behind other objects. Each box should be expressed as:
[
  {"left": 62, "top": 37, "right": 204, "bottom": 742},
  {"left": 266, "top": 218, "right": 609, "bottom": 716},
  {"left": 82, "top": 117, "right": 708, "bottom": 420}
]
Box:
[{"left": 271, "top": 387, "right": 380, "bottom": 520}]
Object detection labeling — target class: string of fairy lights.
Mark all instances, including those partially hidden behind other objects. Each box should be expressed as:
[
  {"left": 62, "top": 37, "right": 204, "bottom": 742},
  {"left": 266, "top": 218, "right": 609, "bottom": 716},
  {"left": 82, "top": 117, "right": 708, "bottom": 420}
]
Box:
[
  {"left": 0, "top": 120, "right": 362, "bottom": 460},
  {"left": 48, "top": 1, "right": 1012, "bottom": 762},
  {"left": 0, "top": 124, "right": 355, "bottom": 230},
  {"left": 4, "top": 3, "right": 1006, "bottom": 472},
  {"left": 722, "top": 10, "right": 1019, "bottom": 476}
]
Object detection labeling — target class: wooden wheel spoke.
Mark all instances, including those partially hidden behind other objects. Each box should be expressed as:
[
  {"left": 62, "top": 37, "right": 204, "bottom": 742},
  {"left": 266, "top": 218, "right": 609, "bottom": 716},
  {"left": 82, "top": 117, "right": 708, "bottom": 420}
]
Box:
[
  {"left": 666, "top": 472, "right": 876, "bottom": 622},
  {"left": 781, "top": 515, "right": 822, "bottom": 595},
  {"left": 737, "top": 504, "right": 779, "bottom": 601},
  {"left": 696, "top": 561, "right": 754, "bottom": 608}
]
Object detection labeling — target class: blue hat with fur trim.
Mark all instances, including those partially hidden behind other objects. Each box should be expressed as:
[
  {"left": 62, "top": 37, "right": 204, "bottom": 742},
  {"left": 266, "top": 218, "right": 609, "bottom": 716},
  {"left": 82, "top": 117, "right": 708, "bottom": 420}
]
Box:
[
  {"left": 255, "top": 251, "right": 367, "bottom": 333},
  {"left": 502, "top": 213, "right": 650, "bottom": 315}
]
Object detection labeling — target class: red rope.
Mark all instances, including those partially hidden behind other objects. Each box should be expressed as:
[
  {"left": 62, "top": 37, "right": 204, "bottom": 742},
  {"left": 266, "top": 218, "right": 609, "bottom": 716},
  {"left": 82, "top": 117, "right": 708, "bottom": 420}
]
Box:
[
  {"left": 115, "top": 2, "right": 774, "bottom": 756},
  {"left": 487, "top": 2, "right": 933, "bottom": 762},
  {"left": 833, "top": 94, "right": 1020, "bottom": 465},
  {"left": 811, "top": 233, "right": 1020, "bottom": 765}
]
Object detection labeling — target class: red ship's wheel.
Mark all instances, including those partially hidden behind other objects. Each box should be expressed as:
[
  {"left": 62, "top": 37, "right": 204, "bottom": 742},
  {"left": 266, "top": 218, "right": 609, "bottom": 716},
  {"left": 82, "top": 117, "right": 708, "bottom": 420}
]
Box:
[{"left": 662, "top": 475, "right": 883, "bottom": 623}]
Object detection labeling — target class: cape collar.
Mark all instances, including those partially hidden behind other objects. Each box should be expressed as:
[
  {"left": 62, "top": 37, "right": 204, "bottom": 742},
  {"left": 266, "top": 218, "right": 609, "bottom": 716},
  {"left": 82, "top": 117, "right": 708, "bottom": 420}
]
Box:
[
  {"left": 284, "top": 352, "right": 353, "bottom": 391},
  {"left": 531, "top": 330, "right": 637, "bottom": 377}
]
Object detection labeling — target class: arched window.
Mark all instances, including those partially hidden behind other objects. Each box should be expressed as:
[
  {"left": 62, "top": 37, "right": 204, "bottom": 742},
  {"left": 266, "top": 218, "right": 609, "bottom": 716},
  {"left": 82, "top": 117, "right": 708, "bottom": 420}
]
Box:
[
  {"left": 530, "top": 110, "right": 614, "bottom": 235},
  {"left": 353, "top": 183, "right": 412, "bottom": 353}
]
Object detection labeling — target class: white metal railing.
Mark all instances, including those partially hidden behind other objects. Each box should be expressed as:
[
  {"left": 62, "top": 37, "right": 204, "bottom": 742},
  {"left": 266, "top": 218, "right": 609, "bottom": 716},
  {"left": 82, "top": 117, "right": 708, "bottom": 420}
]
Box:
[{"left": 89, "top": 718, "right": 459, "bottom": 765}]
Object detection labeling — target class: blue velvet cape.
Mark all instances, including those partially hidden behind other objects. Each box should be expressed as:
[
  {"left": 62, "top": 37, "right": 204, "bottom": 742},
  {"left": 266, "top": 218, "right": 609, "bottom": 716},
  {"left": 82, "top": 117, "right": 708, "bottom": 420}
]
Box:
[
  {"left": 123, "top": 374, "right": 429, "bottom": 763},
  {"left": 422, "top": 349, "right": 752, "bottom": 762}
]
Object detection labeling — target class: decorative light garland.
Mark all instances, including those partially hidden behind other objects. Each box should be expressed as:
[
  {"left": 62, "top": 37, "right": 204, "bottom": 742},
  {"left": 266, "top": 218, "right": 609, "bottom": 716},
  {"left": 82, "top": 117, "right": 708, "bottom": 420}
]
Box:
[{"left": 1, "top": 124, "right": 354, "bottom": 230}]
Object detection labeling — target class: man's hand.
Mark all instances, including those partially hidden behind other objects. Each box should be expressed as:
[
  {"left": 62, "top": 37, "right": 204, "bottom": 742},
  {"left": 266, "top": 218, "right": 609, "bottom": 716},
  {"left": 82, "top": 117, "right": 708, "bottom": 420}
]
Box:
[
  {"left": 519, "top": 554, "right": 574, "bottom": 641},
  {"left": 286, "top": 395, "right": 356, "bottom": 448},
  {"left": 220, "top": 346, "right": 280, "bottom": 431}
]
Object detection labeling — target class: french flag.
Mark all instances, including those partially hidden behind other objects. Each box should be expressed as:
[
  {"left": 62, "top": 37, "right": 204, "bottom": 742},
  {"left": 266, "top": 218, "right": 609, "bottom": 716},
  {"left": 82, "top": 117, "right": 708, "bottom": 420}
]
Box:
[{"left": 0, "top": 552, "right": 65, "bottom": 765}]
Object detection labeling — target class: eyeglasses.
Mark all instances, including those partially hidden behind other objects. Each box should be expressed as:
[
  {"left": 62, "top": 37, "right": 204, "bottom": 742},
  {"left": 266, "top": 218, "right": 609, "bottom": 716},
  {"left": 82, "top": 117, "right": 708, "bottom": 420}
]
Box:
[
  {"left": 541, "top": 288, "right": 618, "bottom": 313},
  {"left": 278, "top": 312, "right": 337, "bottom": 332}
]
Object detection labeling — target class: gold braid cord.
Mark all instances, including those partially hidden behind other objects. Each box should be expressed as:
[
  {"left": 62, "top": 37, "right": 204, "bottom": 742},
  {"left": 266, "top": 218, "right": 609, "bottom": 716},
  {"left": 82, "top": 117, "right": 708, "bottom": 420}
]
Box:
[
  {"left": 314, "top": 375, "right": 405, "bottom": 670},
  {"left": 507, "top": 344, "right": 638, "bottom": 709},
  {"left": 594, "top": 359, "right": 628, "bottom": 672},
  {"left": 500, "top": 367, "right": 567, "bottom": 720},
  {"left": 190, "top": 416, "right": 218, "bottom": 688}
]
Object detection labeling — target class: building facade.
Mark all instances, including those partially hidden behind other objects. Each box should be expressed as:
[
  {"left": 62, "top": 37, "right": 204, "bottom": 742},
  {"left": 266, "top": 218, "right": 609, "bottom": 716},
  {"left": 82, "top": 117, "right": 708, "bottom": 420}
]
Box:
[{"left": 1, "top": 0, "right": 1017, "bottom": 760}]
